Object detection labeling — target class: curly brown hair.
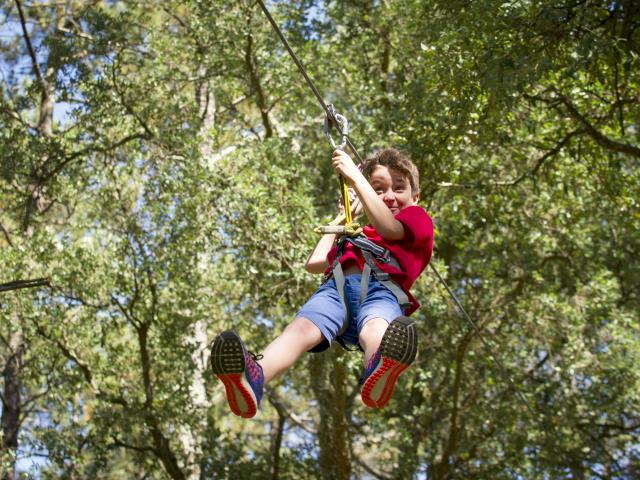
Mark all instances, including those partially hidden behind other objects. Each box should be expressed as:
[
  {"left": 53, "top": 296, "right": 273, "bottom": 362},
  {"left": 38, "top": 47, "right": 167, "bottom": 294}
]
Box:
[{"left": 361, "top": 148, "right": 420, "bottom": 194}]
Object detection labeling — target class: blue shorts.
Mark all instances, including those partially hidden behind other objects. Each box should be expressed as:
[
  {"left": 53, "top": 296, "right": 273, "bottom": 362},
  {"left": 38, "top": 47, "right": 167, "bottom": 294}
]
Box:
[{"left": 296, "top": 274, "right": 403, "bottom": 352}]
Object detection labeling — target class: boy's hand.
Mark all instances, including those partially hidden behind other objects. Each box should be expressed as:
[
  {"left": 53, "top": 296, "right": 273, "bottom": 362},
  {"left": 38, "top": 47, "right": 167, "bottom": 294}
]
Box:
[{"left": 332, "top": 149, "right": 361, "bottom": 184}]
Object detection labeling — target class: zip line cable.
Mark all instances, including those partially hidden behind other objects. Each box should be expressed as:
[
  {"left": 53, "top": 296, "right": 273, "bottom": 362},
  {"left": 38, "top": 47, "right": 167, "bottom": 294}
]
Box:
[
  {"left": 255, "top": 1, "right": 539, "bottom": 419},
  {"left": 428, "top": 266, "right": 537, "bottom": 418},
  {"left": 255, "top": 0, "right": 363, "bottom": 164}
]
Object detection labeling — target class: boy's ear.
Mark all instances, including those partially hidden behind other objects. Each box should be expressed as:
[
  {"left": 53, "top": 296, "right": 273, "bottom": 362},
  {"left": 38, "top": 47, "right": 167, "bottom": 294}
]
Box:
[{"left": 412, "top": 190, "right": 420, "bottom": 204}]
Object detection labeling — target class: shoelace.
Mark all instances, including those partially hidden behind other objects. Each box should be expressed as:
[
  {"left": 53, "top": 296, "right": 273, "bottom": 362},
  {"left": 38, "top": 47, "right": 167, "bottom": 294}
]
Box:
[
  {"left": 248, "top": 350, "right": 263, "bottom": 361},
  {"left": 245, "top": 350, "right": 264, "bottom": 380}
]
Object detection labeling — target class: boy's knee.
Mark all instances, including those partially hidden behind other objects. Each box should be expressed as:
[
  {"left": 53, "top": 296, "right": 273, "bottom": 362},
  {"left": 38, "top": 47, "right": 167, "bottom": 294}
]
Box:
[
  {"left": 287, "top": 317, "right": 323, "bottom": 343},
  {"left": 359, "top": 317, "right": 389, "bottom": 343},
  {"left": 361, "top": 317, "right": 389, "bottom": 335}
]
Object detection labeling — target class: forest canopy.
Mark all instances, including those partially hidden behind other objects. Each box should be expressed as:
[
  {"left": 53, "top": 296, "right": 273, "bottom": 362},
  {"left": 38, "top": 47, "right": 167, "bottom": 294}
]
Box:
[{"left": 1, "top": 1, "right": 639, "bottom": 478}]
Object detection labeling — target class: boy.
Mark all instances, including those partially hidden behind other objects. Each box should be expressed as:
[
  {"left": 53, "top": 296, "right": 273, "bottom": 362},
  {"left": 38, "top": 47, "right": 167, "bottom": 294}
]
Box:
[{"left": 210, "top": 148, "right": 433, "bottom": 418}]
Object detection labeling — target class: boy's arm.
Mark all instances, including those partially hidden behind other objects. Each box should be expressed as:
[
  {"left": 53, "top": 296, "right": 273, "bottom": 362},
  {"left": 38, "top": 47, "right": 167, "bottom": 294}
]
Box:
[
  {"left": 332, "top": 149, "right": 405, "bottom": 241},
  {"left": 305, "top": 188, "right": 361, "bottom": 274},
  {"left": 304, "top": 233, "right": 336, "bottom": 274}
]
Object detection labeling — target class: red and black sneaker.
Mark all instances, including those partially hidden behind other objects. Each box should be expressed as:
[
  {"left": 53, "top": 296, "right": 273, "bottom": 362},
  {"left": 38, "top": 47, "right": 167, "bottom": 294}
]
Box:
[
  {"left": 360, "top": 316, "right": 417, "bottom": 408},
  {"left": 210, "top": 331, "right": 264, "bottom": 419}
]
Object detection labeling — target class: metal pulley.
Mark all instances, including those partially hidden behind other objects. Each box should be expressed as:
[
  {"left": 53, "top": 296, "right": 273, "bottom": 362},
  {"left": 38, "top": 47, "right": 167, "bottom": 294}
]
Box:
[{"left": 323, "top": 104, "right": 349, "bottom": 149}]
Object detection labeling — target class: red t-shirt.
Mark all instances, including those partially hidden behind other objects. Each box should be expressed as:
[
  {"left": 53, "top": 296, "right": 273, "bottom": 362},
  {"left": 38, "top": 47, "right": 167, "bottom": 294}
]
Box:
[{"left": 325, "top": 205, "right": 434, "bottom": 315}]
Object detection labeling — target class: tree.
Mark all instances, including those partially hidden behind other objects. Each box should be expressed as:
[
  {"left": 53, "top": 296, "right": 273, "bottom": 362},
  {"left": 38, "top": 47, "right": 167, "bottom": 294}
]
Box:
[{"left": 1, "top": 0, "right": 638, "bottom": 478}]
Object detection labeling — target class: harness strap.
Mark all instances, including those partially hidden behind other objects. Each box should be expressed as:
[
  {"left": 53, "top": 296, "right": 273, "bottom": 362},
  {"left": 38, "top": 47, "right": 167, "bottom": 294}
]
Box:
[
  {"left": 360, "top": 250, "right": 412, "bottom": 311},
  {"left": 331, "top": 257, "right": 361, "bottom": 351},
  {"left": 332, "top": 261, "right": 350, "bottom": 338},
  {"left": 359, "top": 263, "right": 372, "bottom": 305},
  {"left": 327, "top": 235, "right": 412, "bottom": 351},
  {"left": 345, "top": 236, "right": 389, "bottom": 260}
]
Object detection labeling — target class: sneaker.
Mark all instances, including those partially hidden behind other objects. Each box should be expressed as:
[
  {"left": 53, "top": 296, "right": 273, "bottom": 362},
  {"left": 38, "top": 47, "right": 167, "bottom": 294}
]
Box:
[
  {"left": 210, "top": 331, "right": 264, "bottom": 419},
  {"left": 360, "top": 316, "right": 417, "bottom": 408}
]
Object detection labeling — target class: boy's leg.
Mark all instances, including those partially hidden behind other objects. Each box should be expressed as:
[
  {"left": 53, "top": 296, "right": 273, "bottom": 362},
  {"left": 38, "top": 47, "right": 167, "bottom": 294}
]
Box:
[
  {"left": 259, "top": 317, "right": 324, "bottom": 383},
  {"left": 359, "top": 317, "right": 389, "bottom": 365},
  {"left": 210, "top": 317, "right": 323, "bottom": 418},
  {"left": 359, "top": 316, "right": 417, "bottom": 409}
]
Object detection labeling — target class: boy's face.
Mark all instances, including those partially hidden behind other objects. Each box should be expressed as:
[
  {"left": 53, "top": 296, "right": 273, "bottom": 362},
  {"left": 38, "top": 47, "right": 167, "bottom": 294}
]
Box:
[{"left": 369, "top": 165, "right": 419, "bottom": 215}]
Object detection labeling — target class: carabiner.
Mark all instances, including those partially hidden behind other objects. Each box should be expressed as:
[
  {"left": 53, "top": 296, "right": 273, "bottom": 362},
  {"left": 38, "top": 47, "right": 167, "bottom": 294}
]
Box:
[{"left": 323, "top": 104, "right": 349, "bottom": 149}]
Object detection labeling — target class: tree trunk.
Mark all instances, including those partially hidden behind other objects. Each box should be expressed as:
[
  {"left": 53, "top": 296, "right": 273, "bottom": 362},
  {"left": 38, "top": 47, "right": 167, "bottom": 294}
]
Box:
[
  {"left": 3, "top": 4, "right": 62, "bottom": 475},
  {"left": 177, "top": 59, "right": 217, "bottom": 480},
  {"left": 309, "top": 349, "right": 351, "bottom": 480},
  {"left": 1, "top": 330, "right": 24, "bottom": 480},
  {"left": 179, "top": 320, "right": 210, "bottom": 480},
  {"left": 270, "top": 410, "right": 286, "bottom": 480}
]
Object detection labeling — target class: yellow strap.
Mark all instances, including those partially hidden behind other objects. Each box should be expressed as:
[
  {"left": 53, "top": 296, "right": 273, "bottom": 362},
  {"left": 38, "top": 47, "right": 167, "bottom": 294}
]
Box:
[
  {"left": 339, "top": 175, "right": 352, "bottom": 225},
  {"left": 314, "top": 174, "right": 361, "bottom": 236},
  {"left": 340, "top": 177, "right": 362, "bottom": 236}
]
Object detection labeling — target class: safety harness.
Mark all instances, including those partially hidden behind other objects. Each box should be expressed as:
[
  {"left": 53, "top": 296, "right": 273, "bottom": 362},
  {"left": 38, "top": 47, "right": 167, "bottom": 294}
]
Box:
[{"left": 326, "top": 235, "right": 412, "bottom": 350}]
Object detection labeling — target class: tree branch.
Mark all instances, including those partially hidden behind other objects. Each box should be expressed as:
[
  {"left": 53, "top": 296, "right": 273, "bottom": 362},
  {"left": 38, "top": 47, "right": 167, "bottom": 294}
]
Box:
[
  {"left": 350, "top": 447, "right": 392, "bottom": 480},
  {"left": 557, "top": 93, "right": 640, "bottom": 158},
  {"left": 14, "top": 0, "right": 45, "bottom": 90},
  {"left": 265, "top": 387, "right": 316, "bottom": 434},
  {"left": 244, "top": 16, "right": 273, "bottom": 139},
  {"left": 266, "top": 393, "right": 286, "bottom": 480},
  {"left": 111, "top": 295, "right": 141, "bottom": 329},
  {"left": 40, "top": 132, "right": 148, "bottom": 187},
  {"left": 510, "top": 129, "right": 583, "bottom": 186},
  {"left": 34, "top": 323, "right": 129, "bottom": 408},
  {"left": 525, "top": 91, "right": 640, "bottom": 158},
  {"left": 110, "top": 54, "right": 156, "bottom": 140},
  {"left": 109, "top": 436, "right": 155, "bottom": 455},
  {"left": 436, "top": 128, "right": 581, "bottom": 191},
  {"left": 0, "top": 278, "right": 50, "bottom": 293},
  {"left": 48, "top": 285, "right": 112, "bottom": 310},
  {"left": 434, "top": 333, "right": 470, "bottom": 480}
]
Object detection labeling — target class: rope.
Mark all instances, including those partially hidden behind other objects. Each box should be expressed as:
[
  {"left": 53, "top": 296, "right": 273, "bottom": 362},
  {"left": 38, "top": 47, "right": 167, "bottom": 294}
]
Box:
[{"left": 339, "top": 176, "right": 353, "bottom": 225}]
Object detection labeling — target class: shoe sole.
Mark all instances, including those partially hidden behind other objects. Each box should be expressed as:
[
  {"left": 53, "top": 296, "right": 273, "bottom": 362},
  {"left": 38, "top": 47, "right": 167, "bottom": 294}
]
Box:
[
  {"left": 361, "top": 316, "right": 417, "bottom": 408},
  {"left": 210, "top": 331, "right": 258, "bottom": 419}
]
